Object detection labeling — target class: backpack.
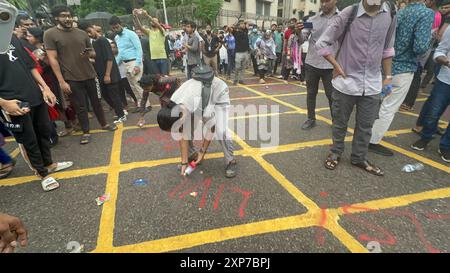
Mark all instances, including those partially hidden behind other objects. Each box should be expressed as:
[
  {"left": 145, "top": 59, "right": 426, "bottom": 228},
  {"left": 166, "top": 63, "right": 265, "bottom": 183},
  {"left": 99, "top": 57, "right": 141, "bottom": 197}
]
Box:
[{"left": 336, "top": 1, "right": 397, "bottom": 58}]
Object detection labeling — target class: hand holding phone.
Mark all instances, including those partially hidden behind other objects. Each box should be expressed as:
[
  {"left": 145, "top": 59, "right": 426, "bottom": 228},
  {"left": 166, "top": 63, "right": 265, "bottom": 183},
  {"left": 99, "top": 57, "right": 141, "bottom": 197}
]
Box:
[{"left": 303, "top": 22, "right": 313, "bottom": 29}]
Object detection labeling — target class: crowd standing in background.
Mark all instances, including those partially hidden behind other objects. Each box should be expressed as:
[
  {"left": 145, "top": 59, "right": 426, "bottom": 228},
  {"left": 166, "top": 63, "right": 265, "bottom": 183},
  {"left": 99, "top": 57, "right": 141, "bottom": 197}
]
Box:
[{"left": 2, "top": 1, "right": 450, "bottom": 249}]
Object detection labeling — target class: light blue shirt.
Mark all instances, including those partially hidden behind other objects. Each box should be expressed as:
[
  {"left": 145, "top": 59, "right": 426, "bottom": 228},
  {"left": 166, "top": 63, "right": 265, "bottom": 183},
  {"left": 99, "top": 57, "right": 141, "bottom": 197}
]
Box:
[
  {"left": 434, "top": 27, "right": 450, "bottom": 85},
  {"left": 114, "top": 28, "right": 143, "bottom": 66}
]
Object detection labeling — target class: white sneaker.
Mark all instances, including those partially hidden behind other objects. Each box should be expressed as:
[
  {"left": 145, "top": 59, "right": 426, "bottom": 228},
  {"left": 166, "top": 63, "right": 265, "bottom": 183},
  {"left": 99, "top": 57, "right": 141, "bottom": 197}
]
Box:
[
  {"left": 123, "top": 110, "right": 129, "bottom": 116},
  {"left": 114, "top": 115, "right": 127, "bottom": 124}
]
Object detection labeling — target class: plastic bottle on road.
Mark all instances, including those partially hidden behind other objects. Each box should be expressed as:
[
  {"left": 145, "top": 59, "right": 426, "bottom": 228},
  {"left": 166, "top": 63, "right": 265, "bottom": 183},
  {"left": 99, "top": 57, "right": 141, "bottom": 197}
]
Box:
[{"left": 402, "top": 163, "right": 424, "bottom": 173}]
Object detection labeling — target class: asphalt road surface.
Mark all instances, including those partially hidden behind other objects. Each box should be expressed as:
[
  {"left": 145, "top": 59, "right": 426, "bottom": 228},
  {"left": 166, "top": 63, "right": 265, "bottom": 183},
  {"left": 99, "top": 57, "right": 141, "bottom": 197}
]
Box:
[{"left": 0, "top": 70, "right": 449, "bottom": 253}]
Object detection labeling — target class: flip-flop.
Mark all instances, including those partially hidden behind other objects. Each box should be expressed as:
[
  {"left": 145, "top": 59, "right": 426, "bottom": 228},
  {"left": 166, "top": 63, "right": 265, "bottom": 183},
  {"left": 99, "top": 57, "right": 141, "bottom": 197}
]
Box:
[
  {"left": 41, "top": 177, "right": 60, "bottom": 192},
  {"left": 352, "top": 161, "right": 385, "bottom": 176},
  {"left": 48, "top": 161, "right": 74, "bottom": 174}
]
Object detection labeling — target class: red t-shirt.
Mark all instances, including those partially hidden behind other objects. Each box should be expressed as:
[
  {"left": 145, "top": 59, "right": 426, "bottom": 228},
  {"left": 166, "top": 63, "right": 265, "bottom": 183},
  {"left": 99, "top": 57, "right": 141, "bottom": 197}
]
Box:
[{"left": 284, "top": 28, "right": 293, "bottom": 53}]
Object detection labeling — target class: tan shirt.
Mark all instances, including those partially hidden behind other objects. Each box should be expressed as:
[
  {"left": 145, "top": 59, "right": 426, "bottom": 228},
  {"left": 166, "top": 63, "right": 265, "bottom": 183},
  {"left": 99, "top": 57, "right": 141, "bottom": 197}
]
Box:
[{"left": 44, "top": 27, "right": 97, "bottom": 81}]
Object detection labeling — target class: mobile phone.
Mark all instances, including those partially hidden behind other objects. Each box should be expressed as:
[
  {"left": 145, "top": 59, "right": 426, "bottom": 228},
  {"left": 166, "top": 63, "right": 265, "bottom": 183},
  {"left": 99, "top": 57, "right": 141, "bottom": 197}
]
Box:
[
  {"left": 303, "top": 22, "right": 313, "bottom": 29},
  {"left": 0, "top": 1, "right": 18, "bottom": 54},
  {"left": 19, "top": 101, "right": 30, "bottom": 110}
]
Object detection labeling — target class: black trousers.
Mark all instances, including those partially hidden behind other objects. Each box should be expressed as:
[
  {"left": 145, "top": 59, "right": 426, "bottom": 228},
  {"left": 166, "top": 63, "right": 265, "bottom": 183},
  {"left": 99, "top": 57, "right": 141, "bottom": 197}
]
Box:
[
  {"left": 403, "top": 66, "right": 423, "bottom": 108},
  {"left": 305, "top": 64, "right": 334, "bottom": 120},
  {"left": 100, "top": 82, "right": 125, "bottom": 118},
  {"left": 273, "top": 52, "right": 282, "bottom": 75},
  {"left": 9, "top": 103, "right": 52, "bottom": 178},
  {"left": 251, "top": 53, "right": 258, "bottom": 75},
  {"left": 119, "top": 78, "right": 138, "bottom": 107},
  {"left": 67, "top": 79, "right": 107, "bottom": 134}
]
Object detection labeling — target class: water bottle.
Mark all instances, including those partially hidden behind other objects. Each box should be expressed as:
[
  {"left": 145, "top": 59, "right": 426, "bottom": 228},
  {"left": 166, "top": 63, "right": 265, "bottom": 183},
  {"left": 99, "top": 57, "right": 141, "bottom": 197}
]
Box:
[
  {"left": 381, "top": 84, "right": 393, "bottom": 98},
  {"left": 402, "top": 163, "right": 424, "bottom": 173},
  {"left": 183, "top": 162, "right": 197, "bottom": 176}
]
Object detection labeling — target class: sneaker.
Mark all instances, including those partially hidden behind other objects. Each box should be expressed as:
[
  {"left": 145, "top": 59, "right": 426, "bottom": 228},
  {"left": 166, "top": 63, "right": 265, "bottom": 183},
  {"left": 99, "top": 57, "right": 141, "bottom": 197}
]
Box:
[
  {"left": 438, "top": 149, "right": 450, "bottom": 163},
  {"left": 301, "top": 119, "right": 316, "bottom": 130},
  {"left": 368, "top": 144, "right": 394, "bottom": 157},
  {"left": 225, "top": 160, "right": 237, "bottom": 178},
  {"left": 233, "top": 80, "right": 238, "bottom": 86},
  {"left": 276, "top": 75, "right": 283, "bottom": 79},
  {"left": 411, "top": 139, "right": 430, "bottom": 151},
  {"left": 238, "top": 80, "right": 245, "bottom": 85},
  {"left": 102, "top": 124, "right": 118, "bottom": 131},
  {"left": 123, "top": 109, "right": 129, "bottom": 116},
  {"left": 114, "top": 115, "right": 127, "bottom": 124},
  {"left": 259, "top": 79, "right": 266, "bottom": 84}
]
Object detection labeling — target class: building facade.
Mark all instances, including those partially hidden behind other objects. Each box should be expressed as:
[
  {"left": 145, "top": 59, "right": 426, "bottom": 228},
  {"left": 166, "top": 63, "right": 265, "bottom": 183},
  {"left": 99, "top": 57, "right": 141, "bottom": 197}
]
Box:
[{"left": 218, "top": 0, "right": 321, "bottom": 27}]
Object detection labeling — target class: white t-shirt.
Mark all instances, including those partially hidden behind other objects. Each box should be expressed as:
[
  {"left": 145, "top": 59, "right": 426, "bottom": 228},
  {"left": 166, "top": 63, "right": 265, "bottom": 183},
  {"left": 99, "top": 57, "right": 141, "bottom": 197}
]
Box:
[
  {"left": 170, "top": 77, "right": 230, "bottom": 117},
  {"left": 219, "top": 46, "right": 228, "bottom": 63}
]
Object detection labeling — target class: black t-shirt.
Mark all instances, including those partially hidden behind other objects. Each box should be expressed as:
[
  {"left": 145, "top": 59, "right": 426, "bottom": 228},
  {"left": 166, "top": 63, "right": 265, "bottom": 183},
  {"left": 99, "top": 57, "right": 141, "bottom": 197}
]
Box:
[
  {"left": 20, "top": 37, "right": 36, "bottom": 52},
  {"left": 234, "top": 29, "right": 250, "bottom": 53},
  {"left": 0, "top": 36, "right": 43, "bottom": 107},
  {"left": 92, "top": 37, "right": 121, "bottom": 84},
  {"left": 203, "top": 34, "right": 220, "bottom": 57}
]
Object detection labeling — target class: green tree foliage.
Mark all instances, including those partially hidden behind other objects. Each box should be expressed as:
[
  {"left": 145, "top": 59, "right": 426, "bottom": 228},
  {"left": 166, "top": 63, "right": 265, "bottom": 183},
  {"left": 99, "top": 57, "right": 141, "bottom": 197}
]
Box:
[{"left": 192, "top": 0, "right": 222, "bottom": 25}]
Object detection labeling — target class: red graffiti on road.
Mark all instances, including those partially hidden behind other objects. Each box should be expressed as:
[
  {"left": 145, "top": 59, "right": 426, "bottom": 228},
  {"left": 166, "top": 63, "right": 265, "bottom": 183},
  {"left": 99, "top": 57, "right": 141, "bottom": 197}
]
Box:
[
  {"left": 168, "top": 177, "right": 254, "bottom": 219},
  {"left": 315, "top": 192, "right": 449, "bottom": 252}
]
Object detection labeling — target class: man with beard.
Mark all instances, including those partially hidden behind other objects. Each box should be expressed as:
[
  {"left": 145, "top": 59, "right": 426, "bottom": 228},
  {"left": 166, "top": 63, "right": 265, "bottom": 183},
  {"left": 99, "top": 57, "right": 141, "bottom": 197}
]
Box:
[{"left": 45, "top": 5, "right": 117, "bottom": 145}]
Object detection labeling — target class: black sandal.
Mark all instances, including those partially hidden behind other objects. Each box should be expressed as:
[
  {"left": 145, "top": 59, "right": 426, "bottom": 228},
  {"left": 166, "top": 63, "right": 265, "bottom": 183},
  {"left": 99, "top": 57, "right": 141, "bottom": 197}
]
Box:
[
  {"left": 325, "top": 153, "right": 340, "bottom": 170},
  {"left": 352, "top": 161, "right": 384, "bottom": 176}
]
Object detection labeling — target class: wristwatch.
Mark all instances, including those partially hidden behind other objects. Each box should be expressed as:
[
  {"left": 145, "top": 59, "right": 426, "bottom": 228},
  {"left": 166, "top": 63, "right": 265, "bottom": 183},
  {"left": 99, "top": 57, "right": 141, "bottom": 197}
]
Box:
[{"left": 385, "top": 75, "right": 393, "bottom": 80}]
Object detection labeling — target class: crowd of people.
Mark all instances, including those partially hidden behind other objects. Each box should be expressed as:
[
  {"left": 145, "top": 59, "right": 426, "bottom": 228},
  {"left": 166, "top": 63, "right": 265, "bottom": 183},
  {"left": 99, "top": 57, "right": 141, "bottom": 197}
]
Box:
[{"left": 1, "top": 0, "right": 450, "bottom": 252}]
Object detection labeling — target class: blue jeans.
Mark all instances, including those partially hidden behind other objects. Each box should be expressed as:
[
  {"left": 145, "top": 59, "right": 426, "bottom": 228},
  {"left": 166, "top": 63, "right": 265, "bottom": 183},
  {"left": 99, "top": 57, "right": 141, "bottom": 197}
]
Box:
[
  {"left": 0, "top": 148, "right": 12, "bottom": 165},
  {"left": 227, "top": 49, "right": 236, "bottom": 76},
  {"left": 150, "top": 59, "right": 169, "bottom": 75},
  {"left": 420, "top": 79, "right": 450, "bottom": 150}
]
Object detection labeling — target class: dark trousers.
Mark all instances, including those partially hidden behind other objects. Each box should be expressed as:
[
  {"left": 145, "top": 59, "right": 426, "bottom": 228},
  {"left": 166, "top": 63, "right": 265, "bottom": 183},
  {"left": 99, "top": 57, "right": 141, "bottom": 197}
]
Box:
[
  {"left": 67, "top": 79, "right": 107, "bottom": 134},
  {"left": 305, "top": 64, "right": 334, "bottom": 120},
  {"left": 227, "top": 49, "right": 236, "bottom": 76},
  {"left": 421, "top": 53, "right": 436, "bottom": 88},
  {"left": 259, "top": 68, "right": 267, "bottom": 79},
  {"left": 119, "top": 78, "right": 138, "bottom": 107},
  {"left": 10, "top": 103, "right": 52, "bottom": 178},
  {"left": 273, "top": 52, "right": 282, "bottom": 75},
  {"left": 100, "top": 82, "right": 125, "bottom": 118},
  {"left": 419, "top": 80, "right": 450, "bottom": 150},
  {"left": 403, "top": 66, "right": 423, "bottom": 108},
  {"left": 251, "top": 53, "right": 258, "bottom": 75},
  {"left": 331, "top": 89, "right": 381, "bottom": 164},
  {"left": 0, "top": 148, "right": 12, "bottom": 164}
]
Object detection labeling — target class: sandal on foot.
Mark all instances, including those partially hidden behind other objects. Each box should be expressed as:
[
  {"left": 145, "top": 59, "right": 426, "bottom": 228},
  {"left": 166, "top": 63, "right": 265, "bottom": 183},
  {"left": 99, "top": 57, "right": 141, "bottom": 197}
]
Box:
[
  {"left": 324, "top": 154, "right": 340, "bottom": 170},
  {"left": 48, "top": 161, "right": 74, "bottom": 174},
  {"left": 352, "top": 161, "right": 385, "bottom": 176},
  {"left": 41, "top": 177, "right": 60, "bottom": 192},
  {"left": 80, "top": 134, "right": 91, "bottom": 145}
]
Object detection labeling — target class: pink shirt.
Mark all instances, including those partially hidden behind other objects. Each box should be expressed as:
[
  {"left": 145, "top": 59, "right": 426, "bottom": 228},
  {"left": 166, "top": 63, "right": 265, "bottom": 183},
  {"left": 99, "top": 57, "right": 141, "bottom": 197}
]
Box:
[{"left": 433, "top": 11, "right": 442, "bottom": 31}]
